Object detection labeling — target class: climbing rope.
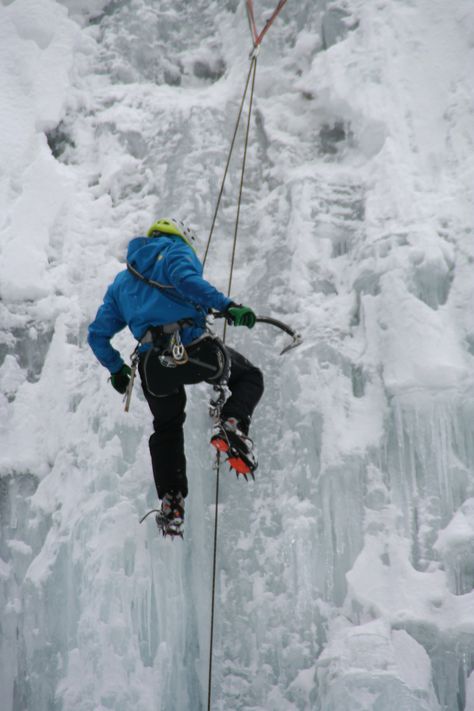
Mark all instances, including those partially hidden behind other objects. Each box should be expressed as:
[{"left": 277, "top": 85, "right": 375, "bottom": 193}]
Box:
[
  {"left": 246, "top": 0, "right": 289, "bottom": 47},
  {"left": 223, "top": 56, "right": 257, "bottom": 343},
  {"left": 206, "top": 4, "right": 289, "bottom": 710},
  {"left": 207, "top": 54, "right": 257, "bottom": 711},
  {"left": 203, "top": 0, "right": 289, "bottom": 267},
  {"left": 203, "top": 54, "right": 257, "bottom": 269}
]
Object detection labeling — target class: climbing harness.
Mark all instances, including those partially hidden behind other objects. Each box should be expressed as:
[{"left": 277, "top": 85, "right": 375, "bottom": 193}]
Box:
[
  {"left": 123, "top": 322, "right": 193, "bottom": 410},
  {"left": 139, "top": 332, "right": 229, "bottom": 398}
]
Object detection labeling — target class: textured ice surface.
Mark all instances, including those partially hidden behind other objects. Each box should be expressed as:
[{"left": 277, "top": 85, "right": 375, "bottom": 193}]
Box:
[
  {"left": 316, "top": 620, "right": 440, "bottom": 711},
  {"left": 1, "top": 0, "right": 474, "bottom": 709}
]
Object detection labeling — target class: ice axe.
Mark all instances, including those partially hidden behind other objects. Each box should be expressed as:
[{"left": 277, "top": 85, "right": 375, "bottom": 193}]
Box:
[{"left": 212, "top": 311, "right": 303, "bottom": 355}]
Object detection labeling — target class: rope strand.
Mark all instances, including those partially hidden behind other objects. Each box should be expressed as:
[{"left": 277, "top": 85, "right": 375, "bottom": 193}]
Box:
[
  {"left": 203, "top": 59, "right": 256, "bottom": 268},
  {"left": 207, "top": 452, "right": 220, "bottom": 711},
  {"left": 254, "top": 0, "right": 288, "bottom": 46},
  {"left": 223, "top": 55, "right": 257, "bottom": 343},
  {"left": 206, "top": 54, "right": 258, "bottom": 711},
  {"left": 205, "top": 3, "right": 288, "bottom": 705}
]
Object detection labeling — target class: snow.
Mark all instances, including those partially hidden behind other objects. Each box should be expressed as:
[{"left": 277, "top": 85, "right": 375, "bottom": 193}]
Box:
[
  {"left": 0, "top": 0, "right": 79, "bottom": 300},
  {"left": 316, "top": 620, "right": 440, "bottom": 710},
  {"left": 1, "top": 0, "right": 474, "bottom": 709}
]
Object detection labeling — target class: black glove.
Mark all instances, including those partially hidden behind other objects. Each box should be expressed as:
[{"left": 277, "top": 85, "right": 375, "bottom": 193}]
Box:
[
  {"left": 110, "top": 364, "right": 131, "bottom": 394},
  {"left": 225, "top": 303, "right": 257, "bottom": 328}
]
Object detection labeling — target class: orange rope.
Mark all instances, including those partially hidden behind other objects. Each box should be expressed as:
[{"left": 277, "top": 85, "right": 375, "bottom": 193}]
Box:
[{"left": 246, "top": 0, "right": 289, "bottom": 47}]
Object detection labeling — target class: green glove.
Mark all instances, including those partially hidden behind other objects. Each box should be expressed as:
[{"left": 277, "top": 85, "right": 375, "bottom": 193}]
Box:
[
  {"left": 226, "top": 304, "right": 257, "bottom": 329},
  {"left": 110, "top": 364, "right": 131, "bottom": 394}
]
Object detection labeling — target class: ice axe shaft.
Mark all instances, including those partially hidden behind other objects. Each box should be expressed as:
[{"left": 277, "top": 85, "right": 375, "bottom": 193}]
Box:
[
  {"left": 124, "top": 351, "right": 139, "bottom": 412},
  {"left": 213, "top": 312, "right": 302, "bottom": 355},
  {"left": 255, "top": 316, "right": 303, "bottom": 354},
  {"left": 123, "top": 362, "right": 136, "bottom": 412}
]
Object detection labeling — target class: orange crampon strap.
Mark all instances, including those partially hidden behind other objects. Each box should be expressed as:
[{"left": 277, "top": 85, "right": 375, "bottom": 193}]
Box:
[
  {"left": 210, "top": 436, "right": 255, "bottom": 478},
  {"left": 245, "top": 0, "right": 289, "bottom": 47}
]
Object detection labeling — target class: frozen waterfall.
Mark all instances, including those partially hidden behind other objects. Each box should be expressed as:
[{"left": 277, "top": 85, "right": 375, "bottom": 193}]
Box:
[{"left": 1, "top": 0, "right": 474, "bottom": 709}]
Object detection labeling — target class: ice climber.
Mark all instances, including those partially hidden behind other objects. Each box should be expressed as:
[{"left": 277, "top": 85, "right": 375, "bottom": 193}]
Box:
[{"left": 88, "top": 218, "right": 264, "bottom": 537}]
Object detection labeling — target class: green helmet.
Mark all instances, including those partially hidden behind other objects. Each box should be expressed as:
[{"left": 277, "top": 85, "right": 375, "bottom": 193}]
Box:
[{"left": 147, "top": 217, "right": 197, "bottom": 250}]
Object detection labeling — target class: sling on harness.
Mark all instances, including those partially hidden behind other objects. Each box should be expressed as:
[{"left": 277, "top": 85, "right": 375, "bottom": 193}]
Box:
[{"left": 127, "top": 261, "right": 176, "bottom": 293}]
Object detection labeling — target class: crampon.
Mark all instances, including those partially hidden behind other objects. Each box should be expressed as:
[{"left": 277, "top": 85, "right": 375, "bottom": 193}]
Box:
[
  {"left": 139, "top": 509, "right": 184, "bottom": 538},
  {"left": 139, "top": 492, "right": 185, "bottom": 539},
  {"left": 155, "top": 511, "right": 184, "bottom": 539},
  {"left": 210, "top": 418, "right": 257, "bottom": 481}
]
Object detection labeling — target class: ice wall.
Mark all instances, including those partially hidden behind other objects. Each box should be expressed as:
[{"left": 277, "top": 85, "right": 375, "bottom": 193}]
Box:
[{"left": 1, "top": 0, "right": 474, "bottom": 709}]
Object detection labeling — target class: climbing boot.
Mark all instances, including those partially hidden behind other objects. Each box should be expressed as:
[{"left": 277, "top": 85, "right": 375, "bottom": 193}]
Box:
[{"left": 155, "top": 492, "right": 185, "bottom": 538}]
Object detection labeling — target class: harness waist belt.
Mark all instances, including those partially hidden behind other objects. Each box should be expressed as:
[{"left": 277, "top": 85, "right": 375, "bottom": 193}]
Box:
[{"left": 140, "top": 319, "right": 195, "bottom": 345}]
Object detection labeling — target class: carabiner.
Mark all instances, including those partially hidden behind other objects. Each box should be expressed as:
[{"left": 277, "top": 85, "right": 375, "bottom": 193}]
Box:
[{"left": 171, "top": 332, "right": 189, "bottom": 364}]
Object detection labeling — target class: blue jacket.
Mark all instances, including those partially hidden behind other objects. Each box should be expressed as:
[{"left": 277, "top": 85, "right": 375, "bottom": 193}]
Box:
[{"left": 88, "top": 235, "right": 232, "bottom": 373}]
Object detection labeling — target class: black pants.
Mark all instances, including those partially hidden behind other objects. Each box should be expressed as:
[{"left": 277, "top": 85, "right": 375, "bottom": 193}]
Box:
[{"left": 138, "top": 341, "right": 264, "bottom": 499}]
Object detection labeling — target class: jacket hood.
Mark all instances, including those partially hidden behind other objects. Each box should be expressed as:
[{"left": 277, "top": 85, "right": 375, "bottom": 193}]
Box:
[{"left": 126, "top": 235, "right": 185, "bottom": 276}]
